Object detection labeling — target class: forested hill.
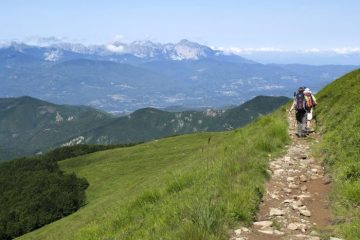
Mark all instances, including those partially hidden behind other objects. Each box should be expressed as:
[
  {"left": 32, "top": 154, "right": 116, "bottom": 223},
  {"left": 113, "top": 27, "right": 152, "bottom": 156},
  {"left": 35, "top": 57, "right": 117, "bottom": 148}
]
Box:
[{"left": 0, "top": 95, "right": 289, "bottom": 161}]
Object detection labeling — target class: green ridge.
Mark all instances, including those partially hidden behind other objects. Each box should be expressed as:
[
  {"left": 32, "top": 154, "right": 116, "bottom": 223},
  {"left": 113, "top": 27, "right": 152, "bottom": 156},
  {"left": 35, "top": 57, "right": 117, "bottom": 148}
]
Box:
[
  {"left": 0, "top": 95, "right": 289, "bottom": 161},
  {"left": 0, "top": 96, "right": 113, "bottom": 161},
  {"left": 314, "top": 68, "right": 360, "bottom": 239}
]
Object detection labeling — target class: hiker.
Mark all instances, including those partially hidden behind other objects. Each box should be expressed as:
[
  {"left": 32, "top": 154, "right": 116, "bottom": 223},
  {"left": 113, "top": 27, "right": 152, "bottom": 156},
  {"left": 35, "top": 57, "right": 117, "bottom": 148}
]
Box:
[
  {"left": 289, "top": 87, "right": 307, "bottom": 137},
  {"left": 304, "top": 88, "right": 317, "bottom": 133}
]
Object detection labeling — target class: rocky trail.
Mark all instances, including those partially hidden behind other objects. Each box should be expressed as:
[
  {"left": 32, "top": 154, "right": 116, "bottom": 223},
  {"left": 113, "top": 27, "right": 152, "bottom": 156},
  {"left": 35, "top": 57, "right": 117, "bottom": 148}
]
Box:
[{"left": 231, "top": 113, "right": 340, "bottom": 240}]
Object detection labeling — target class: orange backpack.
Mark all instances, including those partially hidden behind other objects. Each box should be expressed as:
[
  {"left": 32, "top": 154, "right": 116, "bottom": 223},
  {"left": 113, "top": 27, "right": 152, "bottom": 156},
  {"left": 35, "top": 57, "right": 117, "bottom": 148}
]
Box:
[{"left": 305, "top": 93, "right": 314, "bottom": 108}]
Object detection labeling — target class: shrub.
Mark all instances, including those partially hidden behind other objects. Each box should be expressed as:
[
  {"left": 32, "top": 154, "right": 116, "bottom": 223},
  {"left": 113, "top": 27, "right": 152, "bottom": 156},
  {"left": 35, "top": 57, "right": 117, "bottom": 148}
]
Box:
[{"left": 0, "top": 155, "right": 89, "bottom": 239}]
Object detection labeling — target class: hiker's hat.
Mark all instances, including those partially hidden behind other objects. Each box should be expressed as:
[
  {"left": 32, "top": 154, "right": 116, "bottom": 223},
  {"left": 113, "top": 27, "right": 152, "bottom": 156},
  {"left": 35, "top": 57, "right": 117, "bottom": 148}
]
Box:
[
  {"left": 298, "top": 86, "right": 305, "bottom": 92},
  {"left": 304, "top": 88, "right": 311, "bottom": 94}
]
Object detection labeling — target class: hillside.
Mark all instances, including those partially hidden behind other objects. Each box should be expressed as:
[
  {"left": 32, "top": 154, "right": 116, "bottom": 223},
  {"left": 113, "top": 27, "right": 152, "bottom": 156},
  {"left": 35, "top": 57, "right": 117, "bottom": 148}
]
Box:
[
  {"left": 314, "top": 69, "right": 360, "bottom": 239},
  {"left": 81, "top": 96, "right": 290, "bottom": 145},
  {"left": 8, "top": 69, "right": 360, "bottom": 239},
  {"left": 0, "top": 95, "right": 289, "bottom": 161},
  {"left": 0, "top": 96, "right": 113, "bottom": 160},
  {"left": 18, "top": 106, "right": 290, "bottom": 240}
]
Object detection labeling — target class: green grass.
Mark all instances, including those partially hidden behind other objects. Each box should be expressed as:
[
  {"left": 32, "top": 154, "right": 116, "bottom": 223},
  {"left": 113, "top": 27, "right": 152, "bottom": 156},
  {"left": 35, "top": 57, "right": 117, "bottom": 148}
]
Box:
[
  {"left": 314, "top": 68, "right": 360, "bottom": 239},
  {"left": 18, "top": 108, "right": 289, "bottom": 240}
]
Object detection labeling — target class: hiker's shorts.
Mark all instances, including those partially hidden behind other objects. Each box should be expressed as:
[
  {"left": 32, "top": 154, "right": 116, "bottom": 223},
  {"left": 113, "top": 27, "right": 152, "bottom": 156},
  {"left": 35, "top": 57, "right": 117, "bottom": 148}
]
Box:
[
  {"left": 307, "top": 111, "right": 313, "bottom": 120},
  {"left": 307, "top": 109, "right": 313, "bottom": 120}
]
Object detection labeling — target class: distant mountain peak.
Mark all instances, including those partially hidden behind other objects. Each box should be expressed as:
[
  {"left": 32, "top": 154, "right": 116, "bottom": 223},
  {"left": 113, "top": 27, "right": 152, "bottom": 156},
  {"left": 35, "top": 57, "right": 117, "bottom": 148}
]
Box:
[
  {"left": 105, "top": 39, "right": 214, "bottom": 60},
  {"left": 0, "top": 39, "right": 256, "bottom": 63}
]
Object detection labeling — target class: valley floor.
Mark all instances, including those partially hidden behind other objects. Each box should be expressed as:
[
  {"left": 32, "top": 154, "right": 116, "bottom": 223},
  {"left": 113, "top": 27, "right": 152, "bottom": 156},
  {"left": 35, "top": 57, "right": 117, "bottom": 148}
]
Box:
[{"left": 231, "top": 113, "right": 338, "bottom": 240}]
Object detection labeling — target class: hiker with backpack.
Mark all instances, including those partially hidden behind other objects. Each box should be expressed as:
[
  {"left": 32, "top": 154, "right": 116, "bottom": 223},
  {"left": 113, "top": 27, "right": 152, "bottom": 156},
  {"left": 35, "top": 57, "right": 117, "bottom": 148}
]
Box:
[
  {"left": 304, "top": 88, "right": 317, "bottom": 132},
  {"left": 289, "top": 87, "right": 307, "bottom": 137}
]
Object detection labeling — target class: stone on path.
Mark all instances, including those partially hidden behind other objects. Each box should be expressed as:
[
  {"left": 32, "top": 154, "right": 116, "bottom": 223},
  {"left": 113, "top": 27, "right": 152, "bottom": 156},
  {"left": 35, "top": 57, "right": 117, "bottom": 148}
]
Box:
[
  {"left": 300, "top": 175, "right": 307, "bottom": 182},
  {"left": 258, "top": 227, "right": 274, "bottom": 235},
  {"left": 311, "top": 168, "right": 319, "bottom": 174},
  {"left": 299, "top": 209, "right": 311, "bottom": 217},
  {"left": 298, "top": 194, "right": 311, "bottom": 200},
  {"left": 253, "top": 221, "right": 273, "bottom": 228},
  {"left": 323, "top": 175, "right": 331, "bottom": 184},
  {"left": 240, "top": 227, "right": 250, "bottom": 232},
  {"left": 258, "top": 227, "right": 284, "bottom": 235},
  {"left": 274, "top": 169, "right": 285, "bottom": 175},
  {"left": 270, "top": 208, "right": 285, "bottom": 216},
  {"left": 234, "top": 229, "right": 242, "bottom": 236},
  {"left": 308, "top": 237, "right": 321, "bottom": 240},
  {"left": 274, "top": 230, "right": 285, "bottom": 235},
  {"left": 287, "top": 223, "right": 298, "bottom": 230},
  {"left": 287, "top": 176, "right": 295, "bottom": 182},
  {"left": 289, "top": 183, "right": 299, "bottom": 189}
]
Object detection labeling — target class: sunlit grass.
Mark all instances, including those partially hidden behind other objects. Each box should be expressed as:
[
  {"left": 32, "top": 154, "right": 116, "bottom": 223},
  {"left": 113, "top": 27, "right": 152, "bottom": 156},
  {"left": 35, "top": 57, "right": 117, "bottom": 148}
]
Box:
[
  {"left": 19, "top": 108, "right": 289, "bottom": 240},
  {"left": 314, "top": 69, "right": 360, "bottom": 240}
]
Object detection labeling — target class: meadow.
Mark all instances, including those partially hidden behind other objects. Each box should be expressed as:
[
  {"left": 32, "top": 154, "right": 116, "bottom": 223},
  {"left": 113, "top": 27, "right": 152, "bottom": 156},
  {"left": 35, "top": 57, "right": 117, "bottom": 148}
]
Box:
[{"left": 19, "top": 108, "right": 289, "bottom": 240}]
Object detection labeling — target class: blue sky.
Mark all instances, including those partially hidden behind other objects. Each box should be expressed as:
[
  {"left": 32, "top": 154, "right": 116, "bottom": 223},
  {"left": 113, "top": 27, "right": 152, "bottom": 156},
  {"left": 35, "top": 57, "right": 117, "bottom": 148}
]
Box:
[{"left": 1, "top": 0, "right": 359, "bottom": 49}]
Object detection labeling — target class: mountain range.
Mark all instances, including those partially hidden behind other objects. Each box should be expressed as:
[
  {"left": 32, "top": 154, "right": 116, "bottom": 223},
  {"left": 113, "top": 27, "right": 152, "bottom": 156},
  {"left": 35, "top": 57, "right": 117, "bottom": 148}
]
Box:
[
  {"left": 0, "top": 40, "right": 357, "bottom": 113},
  {"left": 0, "top": 95, "right": 289, "bottom": 161}
]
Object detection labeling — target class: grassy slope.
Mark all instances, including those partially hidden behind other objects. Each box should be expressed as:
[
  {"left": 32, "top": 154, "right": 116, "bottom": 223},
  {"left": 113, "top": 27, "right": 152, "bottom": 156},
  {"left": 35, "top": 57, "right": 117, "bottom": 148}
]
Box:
[
  {"left": 314, "top": 69, "right": 360, "bottom": 239},
  {"left": 19, "top": 108, "right": 289, "bottom": 240}
]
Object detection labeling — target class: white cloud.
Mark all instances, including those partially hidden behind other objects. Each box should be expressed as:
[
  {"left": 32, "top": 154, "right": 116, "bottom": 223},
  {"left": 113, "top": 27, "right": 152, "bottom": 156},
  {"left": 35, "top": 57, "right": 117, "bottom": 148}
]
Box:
[
  {"left": 301, "top": 48, "right": 322, "bottom": 53},
  {"left": 106, "top": 44, "right": 125, "bottom": 53},
  {"left": 213, "top": 46, "right": 285, "bottom": 55},
  {"left": 212, "top": 46, "right": 360, "bottom": 55},
  {"left": 333, "top": 47, "right": 360, "bottom": 54},
  {"left": 105, "top": 34, "right": 127, "bottom": 53},
  {"left": 108, "top": 94, "right": 127, "bottom": 101}
]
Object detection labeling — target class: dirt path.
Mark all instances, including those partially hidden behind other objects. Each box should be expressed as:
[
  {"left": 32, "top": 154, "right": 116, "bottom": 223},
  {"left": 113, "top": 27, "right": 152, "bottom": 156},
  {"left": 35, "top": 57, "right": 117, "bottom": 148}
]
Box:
[{"left": 231, "top": 113, "right": 333, "bottom": 240}]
